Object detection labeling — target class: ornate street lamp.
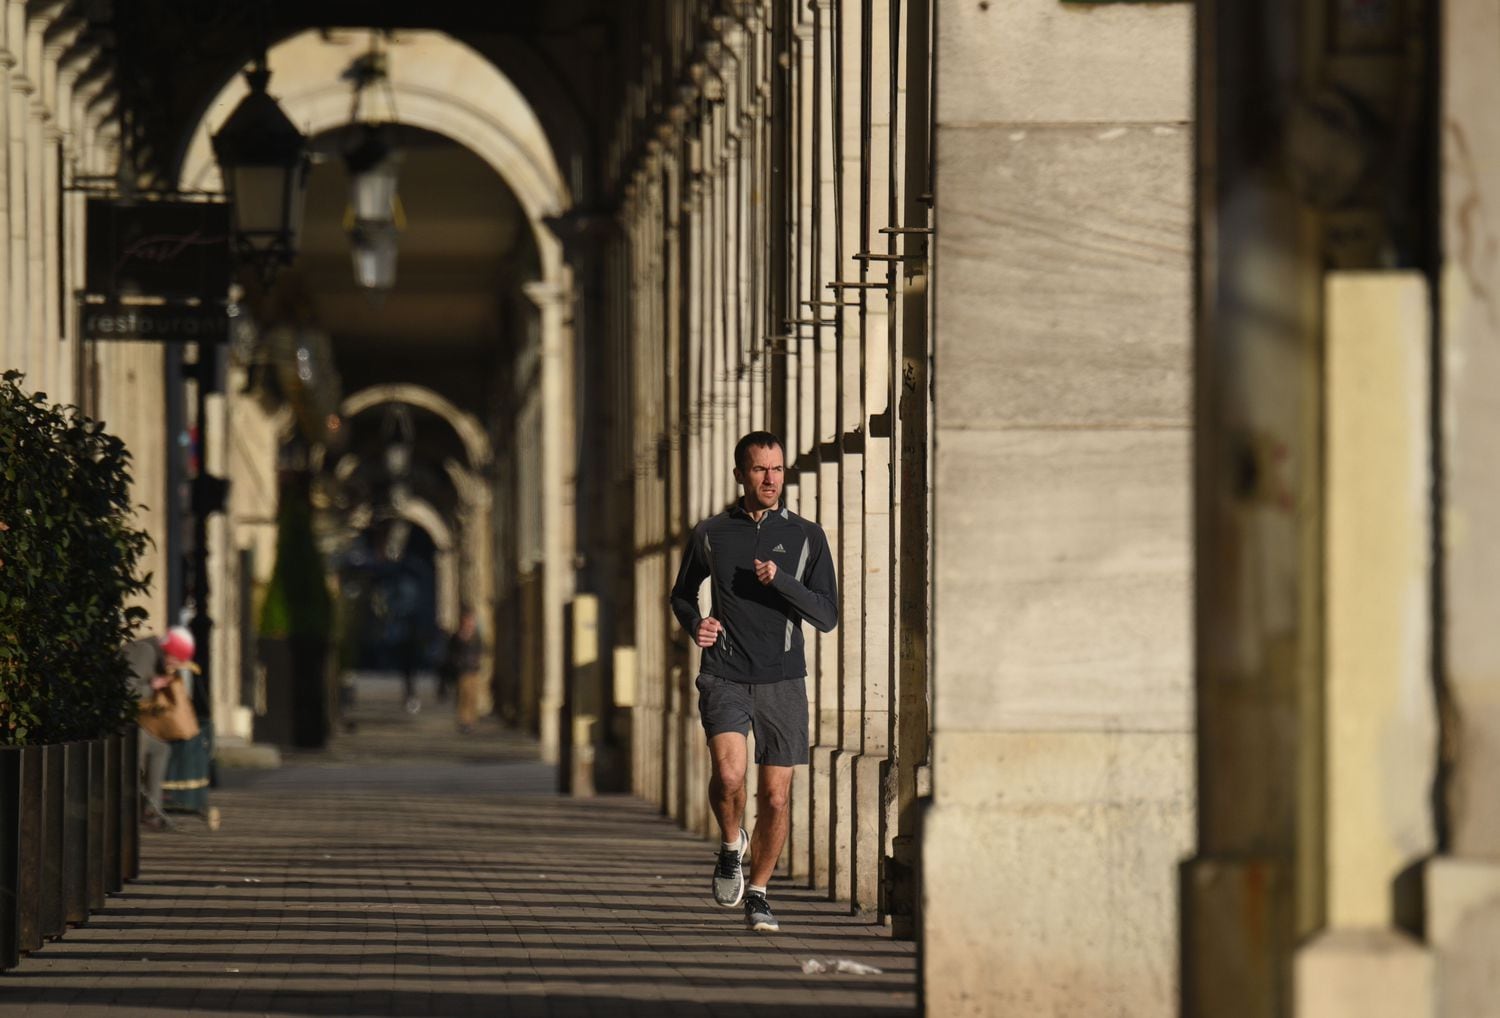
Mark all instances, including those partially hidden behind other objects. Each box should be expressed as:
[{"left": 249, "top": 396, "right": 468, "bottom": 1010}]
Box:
[
  {"left": 343, "top": 49, "right": 403, "bottom": 298},
  {"left": 211, "top": 59, "right": 309, "bottom": 282}
]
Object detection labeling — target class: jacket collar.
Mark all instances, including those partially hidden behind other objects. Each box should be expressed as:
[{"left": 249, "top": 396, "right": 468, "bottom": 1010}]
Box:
[{"left": 730, "top": 499, "right": 789, "bottom": 522}]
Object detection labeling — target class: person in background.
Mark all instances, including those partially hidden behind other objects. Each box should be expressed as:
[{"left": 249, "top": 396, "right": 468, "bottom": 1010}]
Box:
[
  {"left": 448, "top": 606, "right": 485, "bottom": 734},
  {"left": 123, "top": 626, "right": 197, "bottom": 831}
]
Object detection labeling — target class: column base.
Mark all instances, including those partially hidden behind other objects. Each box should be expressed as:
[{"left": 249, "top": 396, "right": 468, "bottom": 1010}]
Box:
[
  {"left": 1294, "top": 929, "right": 1433, "bottom": 1018},
  {"left": 1427, "top": 856, "right": 1500, "bottom": 1018},
  {"left": 539, "top": 698, "right": 563, "bottom": 765},
  {"left": 810, "top": 744, "right": 836, "bottom": 892},
  {"left": 789, "top": 762, "right": 812, "bottom": 882},
  {"left": 1180, "top": 855, "right": 1292, "bottom": 1018},
  {"left": 852, "top": 752, "right": 889, "bottom": 915},
  {"left": 830, "top": 747, "right": 857, "bottom": 903}
]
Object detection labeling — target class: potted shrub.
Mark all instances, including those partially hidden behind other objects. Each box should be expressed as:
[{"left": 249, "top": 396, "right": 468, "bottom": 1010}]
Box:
[{"left": 0, "top": 371, "right": 149, "bottom": 967}]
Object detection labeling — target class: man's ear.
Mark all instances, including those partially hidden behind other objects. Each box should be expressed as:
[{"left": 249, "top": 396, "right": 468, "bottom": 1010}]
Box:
[{"left": 732, "top": 466, "right": 743, "bottom": 484}]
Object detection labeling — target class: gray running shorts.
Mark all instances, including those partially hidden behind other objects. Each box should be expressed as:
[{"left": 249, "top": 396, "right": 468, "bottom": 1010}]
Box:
[{"left": 695, "top": 673, "right": 809, "bottom": 767}]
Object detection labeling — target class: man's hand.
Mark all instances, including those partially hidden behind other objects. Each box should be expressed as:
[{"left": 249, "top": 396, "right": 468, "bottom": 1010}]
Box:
[
  {"left": 754, "top": 558, "right": 777, "bottom": 586},
  {"left": 150, "top": 674, "right": 171, "bottom": 691},
  {"left": 695, "top": 617, "right": 723, "bottom": 648}
]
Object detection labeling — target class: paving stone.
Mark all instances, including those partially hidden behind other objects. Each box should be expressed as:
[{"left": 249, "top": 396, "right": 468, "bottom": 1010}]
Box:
[{"left": 4, "top": 676, "right": 915, "bottom": 1016}]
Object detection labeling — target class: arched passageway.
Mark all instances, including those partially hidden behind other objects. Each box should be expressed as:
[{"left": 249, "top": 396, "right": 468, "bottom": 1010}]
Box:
[{"left": 183, "top": 29, "right": 581, "bottom": 766}]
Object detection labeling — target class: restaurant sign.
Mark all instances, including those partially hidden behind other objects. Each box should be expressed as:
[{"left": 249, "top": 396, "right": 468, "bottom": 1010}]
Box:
[{"left": 81, "top": 198, "right": 231, "bottom": 343}]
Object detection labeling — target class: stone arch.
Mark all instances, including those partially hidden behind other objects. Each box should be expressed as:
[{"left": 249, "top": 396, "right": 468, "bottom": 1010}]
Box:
[
  {"left": 175, "top": 28, "right": 569, "bottom": 287},
  {"left": 340, "top": 383, "right": 491, "bottom": 472},
  {"left": 346, "top": 492, "right": 460, "bottom": 632}
]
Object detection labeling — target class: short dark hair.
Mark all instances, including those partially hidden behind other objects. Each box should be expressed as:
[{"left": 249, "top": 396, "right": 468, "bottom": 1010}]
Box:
[{"left": 734, "top": 430, "right": 783, "bottom": 472}]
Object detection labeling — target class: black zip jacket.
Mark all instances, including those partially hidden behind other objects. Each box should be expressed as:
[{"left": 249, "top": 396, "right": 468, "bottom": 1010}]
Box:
[{"left": 670, "top": 502, "right": 839, "bottom": 684}]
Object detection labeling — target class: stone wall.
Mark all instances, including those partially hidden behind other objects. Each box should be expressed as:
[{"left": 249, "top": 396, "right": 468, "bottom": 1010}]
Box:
[{"left": 927, "top": 1, "right": 1194, "bottom": 1014}]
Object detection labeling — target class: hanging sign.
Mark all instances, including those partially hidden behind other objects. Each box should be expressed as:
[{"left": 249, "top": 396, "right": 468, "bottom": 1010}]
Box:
[
  {"left": 81, "top": 198, "right": 231, "bottom": 342},
  {"left": 85, "top": 198, "right": 231, "bottom": 300},
  {"left": 79, "top": 303, "right": 229, "bottom": 343}
]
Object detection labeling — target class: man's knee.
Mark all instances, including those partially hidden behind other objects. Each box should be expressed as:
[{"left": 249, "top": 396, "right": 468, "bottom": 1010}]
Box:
[
  {"left": 758, "top": 783, "right": 790, "bottom": 814},
  {"left": 713, "top": 769, "right": 747, "bottom": 799}
]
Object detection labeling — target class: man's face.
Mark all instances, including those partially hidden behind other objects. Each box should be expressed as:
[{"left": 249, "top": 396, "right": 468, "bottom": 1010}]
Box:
[{"left": 735, "top": 443, "right": 784, "bottom": 511}]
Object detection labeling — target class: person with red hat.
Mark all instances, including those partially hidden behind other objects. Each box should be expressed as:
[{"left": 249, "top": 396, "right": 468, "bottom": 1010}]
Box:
[{"left": 123, "top": 626, "right": 199, "bottom": 830}]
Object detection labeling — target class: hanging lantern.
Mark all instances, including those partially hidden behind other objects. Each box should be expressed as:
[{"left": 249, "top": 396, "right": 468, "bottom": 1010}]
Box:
[
  {"left": 341, "top": 47, "right": 404, "bottom": 298},
  {"left": 211, "top": 63, "right": 309, "bottom": 280},
  {"left": 350, "top": 220, "right": 400, "bottom": 294}
]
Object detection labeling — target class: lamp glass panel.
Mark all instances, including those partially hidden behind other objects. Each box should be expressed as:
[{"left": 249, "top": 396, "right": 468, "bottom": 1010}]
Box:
[
  {"left": 352, "top": 230, "right": 398, "bottom": 291},
  {"left": 230, "top": 165, "right": 291, "bottom": 241},
  {"left": 351, "top": 161, "right": 400, "bottom": 224}
]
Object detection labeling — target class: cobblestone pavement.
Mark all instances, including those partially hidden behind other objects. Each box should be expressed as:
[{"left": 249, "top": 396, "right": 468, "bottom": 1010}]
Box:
[{"left": 2, "top": 676, "right": 916, "bottom": 1017}]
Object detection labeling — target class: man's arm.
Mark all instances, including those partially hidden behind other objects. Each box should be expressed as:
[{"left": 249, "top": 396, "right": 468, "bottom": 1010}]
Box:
[
  {"left": 768, "top": 527, "right": 839, "bottom": 632},
  {"left": 669, "top": 526, "right": 712, "bottom": 636}
]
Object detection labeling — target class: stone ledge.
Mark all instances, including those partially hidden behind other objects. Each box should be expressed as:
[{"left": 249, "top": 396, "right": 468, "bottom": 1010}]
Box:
[
  {"left": 1294, "top": 928, "right": 1433, "bottom": 1018},
  {"left": 213, "top": 739, "right": 282, "bottom": 770}
]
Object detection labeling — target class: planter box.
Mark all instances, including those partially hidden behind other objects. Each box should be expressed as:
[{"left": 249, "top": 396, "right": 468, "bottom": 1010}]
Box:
[
  {"left": 120, "top": 727, "right": 138, "bottom": 883},
  {"left": 0, "top": 747, "right": 43, "bottom": 965},
  {"left": 62, "top": 742, "right": 87, "bottom": 926},
  {"left": 103, "top": 734, "right": 121, "bottom": 895},
  {"left": 86, "top": 739, "right": 105, "bottom": 911},
  {"left": 0, "top": 735, "right": 140, "bottom": 973},
  {"left": 39, "top": 744, "right": 64, "bottom": 939},
  {"left": 0, "top": 748, "right": 18, "bottom": 970}
]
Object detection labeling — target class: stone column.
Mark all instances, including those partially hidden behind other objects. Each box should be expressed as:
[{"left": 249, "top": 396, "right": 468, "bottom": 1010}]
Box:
[
  {"left": 827, "top": 0, "right": 868, "bottom": 907},
  {"left": 24, "top": 15, "right": 47, "bottom": 391},
  {"left": 40, "top": 23, "right": 80, "bottom": 405},
  {"left": 524, "top": 278, "right": 575, "bottom": 767},
  {"left": 851, "top": 0, "right": 896, "bottom": 918},
  {"left": 0, "top": 6, "right": 12, "bottom": 371},
  {"left": 924, "top": 0, "right": 1194, "bottom": 1013},
  {"left": 54, "top": 42, "right": 94, "bottom": 410},
  {"left": 888, "top": 0, "right": 932, "bottom": 940},
  {"left": 786, "top": 4, "right": 819, "bottom": 887},
  {"left": 1290, "top": 273, "right": 1435, "bottom": 1017},
  {"left": 1431, "top": 1, "right": 1500, "bottom": 1012},
  {"left": 7, "top": 0, "right": 31, "bottom": 377},
  {"left": 663, "top": 140, "right": 689, "bottom": 827},
  {"left": 809, "top": 0, "right": 841, "bottom": 897},
  {"left": 448, "top": 461, "right": 495, "bottom": 716}
]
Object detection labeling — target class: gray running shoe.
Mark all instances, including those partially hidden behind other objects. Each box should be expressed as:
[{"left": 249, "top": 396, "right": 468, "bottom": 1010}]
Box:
[
  {"left": 744, "top": 891, "right": 778, "bottom": 932},
  {"left": 712, "top": 827, "right": 748, "bottom": 907}
]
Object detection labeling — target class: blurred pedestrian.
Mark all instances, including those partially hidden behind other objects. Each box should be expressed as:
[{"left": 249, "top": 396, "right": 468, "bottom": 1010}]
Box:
[
  {"left": 448, "top": 606, "right": 485, "bottom": 734},
  {"left": 124, "top": 626, "right": 199, "bottom": 831}
]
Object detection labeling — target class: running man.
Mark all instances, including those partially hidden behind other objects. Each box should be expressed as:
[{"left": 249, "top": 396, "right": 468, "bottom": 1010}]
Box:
[{"left": 669, "top": 430, "right": 839, "bottom": 932}]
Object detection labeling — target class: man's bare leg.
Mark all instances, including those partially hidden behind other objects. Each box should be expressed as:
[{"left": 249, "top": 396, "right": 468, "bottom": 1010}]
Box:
[
  {"left": 708, "top": 732, "right": 749, "bottom": 844},
  {"left": 747, "top": 764, "right": 792, "bottom": 888}
]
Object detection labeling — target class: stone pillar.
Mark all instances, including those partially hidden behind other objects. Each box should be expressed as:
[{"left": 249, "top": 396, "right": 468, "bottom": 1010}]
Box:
[
  {"left": 524, "top": 279, "right": 575, "bottom": 766},
  {"left": 0, "top": 7, "right": 11, "bottom": 370},
  {"left": 54, "top": 43, "right": 94, "bottom": 410},
  {"left": 924, "top": 0, "right": 1194, "bottom": 1013},
  {"left": 888, "top": 0, "right": 932, "bottom": 938},
  {"left": 1290, "top": 273, "right": 1436, "bottom": 1018},
  {"left": 808, "top": 0, "right": 841, "bottom": 897},
  {"left": 1432, "top": 1, "right": 1500, "bottom": 1011},
  {"left": 24, "top": 15, "right": 47, "bottom": 391},
  {"left": 826, "top": 0, "right": 865, "bottom": 907},
  {"left": 7, "top": 0, "right": 31, "bottom": 377},
  {"left": 786, "top": 4, "right": 819, "bottom": 888},
  {"left": 39, "top": 23, "right": 79, "bottom": 404},
  {"left": 851, "top": 0, "right": 896, "bottom": 918}
]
